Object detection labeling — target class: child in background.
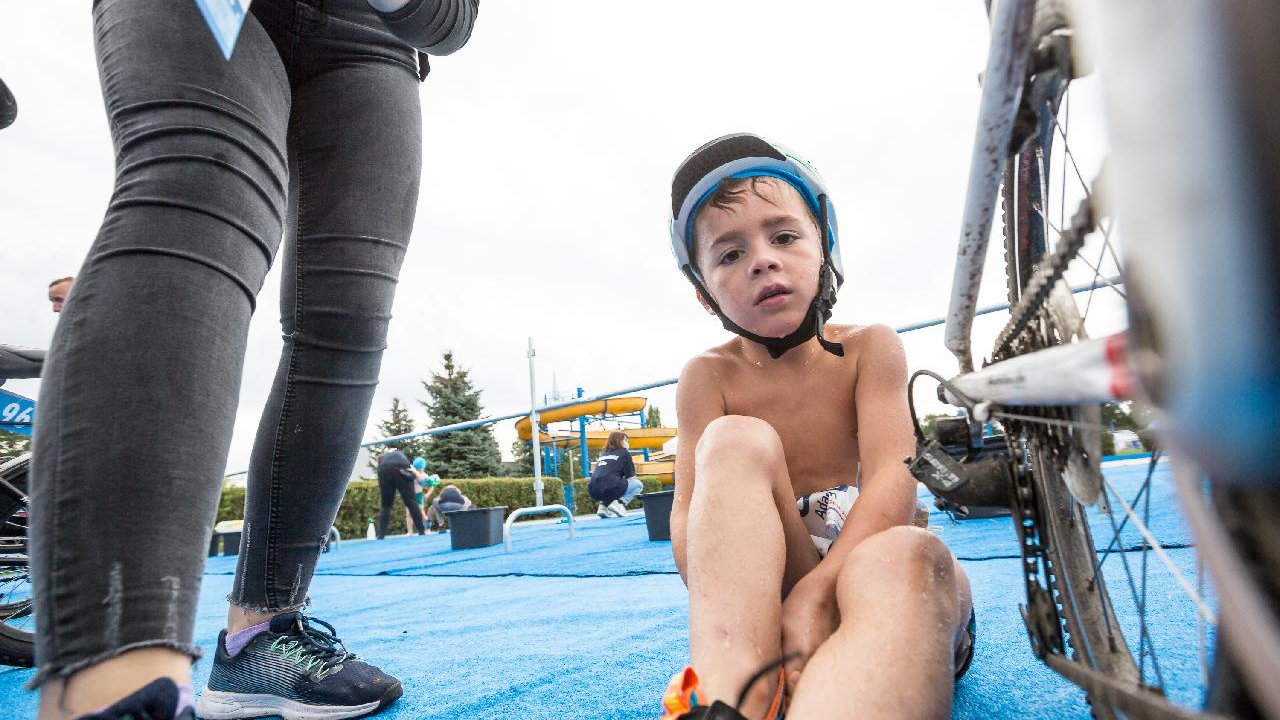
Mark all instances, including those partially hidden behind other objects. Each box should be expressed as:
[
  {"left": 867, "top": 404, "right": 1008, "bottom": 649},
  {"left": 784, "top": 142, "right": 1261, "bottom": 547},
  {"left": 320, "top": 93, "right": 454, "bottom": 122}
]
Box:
[{"left": 407, "top": 456, "right": 432, "bottom": 530}]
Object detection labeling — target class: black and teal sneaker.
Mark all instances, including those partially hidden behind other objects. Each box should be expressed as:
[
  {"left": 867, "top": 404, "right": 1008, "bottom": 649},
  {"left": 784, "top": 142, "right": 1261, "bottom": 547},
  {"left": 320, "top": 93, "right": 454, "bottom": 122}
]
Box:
[
  {"left": 195, "top": 613, "right": 402, "bottom": 720},
  {"left": 73, "top": 677, "right": 195, "bottom": 720}
]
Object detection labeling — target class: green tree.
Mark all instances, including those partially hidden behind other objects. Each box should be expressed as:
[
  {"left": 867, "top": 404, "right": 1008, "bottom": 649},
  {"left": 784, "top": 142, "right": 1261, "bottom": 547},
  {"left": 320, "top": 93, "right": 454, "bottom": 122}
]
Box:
[
  {"left": 0, "top": 429, "right": 30, "bottom": 459},
  {"left": 917, "top": 412, "right": 954, "bottom": 440},
  {"left": 646, "top": 405, "right": 663, "bottom": 428},
  {"left": 1100, "top": 401, "right": 1152, "bottom": 455},
  {"left": 367, "top": 397, "right": 430, "bottom": 475},
  {"left": 510, "top": 439, "right": 535, "bottom": 476},
  {"left": 420, "top": 351, "right": 502, "bottom": 478}
]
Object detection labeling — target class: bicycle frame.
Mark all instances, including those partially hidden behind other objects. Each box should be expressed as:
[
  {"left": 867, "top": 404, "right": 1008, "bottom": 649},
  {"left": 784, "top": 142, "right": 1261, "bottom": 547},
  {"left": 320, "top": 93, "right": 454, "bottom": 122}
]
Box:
[
  {"left": 944, "top": 0, "right": 1280, "bottom": 479},
  {"left": 944, "top": 0, "right": 1037, "bottom": 376}
]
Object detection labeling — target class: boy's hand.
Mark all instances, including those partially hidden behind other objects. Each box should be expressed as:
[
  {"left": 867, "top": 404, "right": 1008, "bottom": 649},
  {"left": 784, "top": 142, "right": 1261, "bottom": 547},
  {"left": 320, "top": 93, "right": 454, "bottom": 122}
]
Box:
[{"left": 780, "top": 568, "right": 839, "bottom": 693}]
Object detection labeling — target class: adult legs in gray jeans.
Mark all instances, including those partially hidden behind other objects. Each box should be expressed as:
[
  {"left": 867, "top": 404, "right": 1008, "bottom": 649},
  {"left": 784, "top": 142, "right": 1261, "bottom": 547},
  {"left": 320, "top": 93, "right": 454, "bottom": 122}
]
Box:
[{"left": 29, "top": 0, "right": 422, "bottom": 706}]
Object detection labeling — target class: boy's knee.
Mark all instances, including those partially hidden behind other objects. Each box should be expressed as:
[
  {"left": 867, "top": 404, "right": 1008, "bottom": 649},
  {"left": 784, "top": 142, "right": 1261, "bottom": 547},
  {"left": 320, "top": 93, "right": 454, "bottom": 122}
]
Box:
[
  {"left": 837, "top": 527, "right": 958, "bottom": 606},
  {"left": 695, "top": 415, "right": 784, "bottom": 468}
]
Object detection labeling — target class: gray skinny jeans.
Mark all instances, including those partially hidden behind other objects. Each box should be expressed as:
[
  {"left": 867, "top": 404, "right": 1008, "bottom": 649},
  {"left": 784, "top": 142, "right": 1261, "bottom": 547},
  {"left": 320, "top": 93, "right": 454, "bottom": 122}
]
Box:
[{"left": 28, "top": 0, "right": 471, "bottom": 686}]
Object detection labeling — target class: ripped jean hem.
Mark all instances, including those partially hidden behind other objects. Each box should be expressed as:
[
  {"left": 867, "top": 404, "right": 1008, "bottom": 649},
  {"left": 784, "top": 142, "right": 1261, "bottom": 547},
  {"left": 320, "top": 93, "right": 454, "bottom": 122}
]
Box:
[
  {"left": 25, "top": 639, "right": 202, "bottom": 691},
  {"left": 224, "top": 594, "right": 309, "bottom": 615}
]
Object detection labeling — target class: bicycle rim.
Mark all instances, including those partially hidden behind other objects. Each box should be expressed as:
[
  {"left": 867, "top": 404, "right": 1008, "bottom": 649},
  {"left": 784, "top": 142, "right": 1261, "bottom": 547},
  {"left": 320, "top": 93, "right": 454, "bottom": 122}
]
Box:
[{"left": 998, "top": 11, "right": 1148, "bottom": 714}]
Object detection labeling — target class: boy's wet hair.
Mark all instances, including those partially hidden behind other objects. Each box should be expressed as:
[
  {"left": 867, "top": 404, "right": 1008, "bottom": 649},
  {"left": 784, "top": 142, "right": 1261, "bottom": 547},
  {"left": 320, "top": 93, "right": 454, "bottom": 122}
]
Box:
[{"left": 692, "top": 176, "right": 820, "bottom": 268}]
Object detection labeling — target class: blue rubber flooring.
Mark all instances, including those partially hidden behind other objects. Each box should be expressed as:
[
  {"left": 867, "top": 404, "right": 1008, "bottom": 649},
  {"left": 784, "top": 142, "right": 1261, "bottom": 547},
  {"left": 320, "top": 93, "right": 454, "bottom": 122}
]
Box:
[{"left": 0, "top": 459, "right": 1213, "bottom": 718}]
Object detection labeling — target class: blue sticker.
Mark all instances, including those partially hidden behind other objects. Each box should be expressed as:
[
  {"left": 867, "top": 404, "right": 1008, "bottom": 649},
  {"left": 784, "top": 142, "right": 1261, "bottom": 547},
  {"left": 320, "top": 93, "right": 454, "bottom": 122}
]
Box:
[
  {"left": 194, "top": 0, "right": 253, "bottom": 60},
  {"left": 0, "top": 389, "right": 35, "bottom": 437}
]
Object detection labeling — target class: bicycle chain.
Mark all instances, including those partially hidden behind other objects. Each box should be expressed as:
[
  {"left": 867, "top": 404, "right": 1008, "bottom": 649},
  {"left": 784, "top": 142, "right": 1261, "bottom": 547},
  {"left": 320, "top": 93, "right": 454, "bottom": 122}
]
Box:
[
  {"left": 992, "top": 189, "right": 1098, "bottom": 363},
  {"left": 993, "top": 185, "right": 1106, "bottom": 705}
]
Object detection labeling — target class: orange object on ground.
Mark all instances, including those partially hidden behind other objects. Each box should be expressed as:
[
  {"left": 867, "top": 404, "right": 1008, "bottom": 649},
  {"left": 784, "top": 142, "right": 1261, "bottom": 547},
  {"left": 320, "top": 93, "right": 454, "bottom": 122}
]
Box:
[{"left": 658, "top": 665, "right": 785, "bottom": 720}]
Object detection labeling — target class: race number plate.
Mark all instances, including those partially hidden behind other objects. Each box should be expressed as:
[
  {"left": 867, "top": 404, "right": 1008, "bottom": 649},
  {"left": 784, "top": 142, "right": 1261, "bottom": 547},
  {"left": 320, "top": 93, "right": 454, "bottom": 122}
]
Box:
[{"left": 0, "top": 389, "right": 35, "bottom": 436}]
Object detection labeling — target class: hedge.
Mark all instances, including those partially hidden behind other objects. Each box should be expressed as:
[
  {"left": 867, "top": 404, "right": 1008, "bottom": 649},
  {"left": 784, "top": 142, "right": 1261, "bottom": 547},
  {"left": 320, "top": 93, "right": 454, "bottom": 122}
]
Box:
[{"left": 217, "top": 475, "right": 672, "bottom": 541}]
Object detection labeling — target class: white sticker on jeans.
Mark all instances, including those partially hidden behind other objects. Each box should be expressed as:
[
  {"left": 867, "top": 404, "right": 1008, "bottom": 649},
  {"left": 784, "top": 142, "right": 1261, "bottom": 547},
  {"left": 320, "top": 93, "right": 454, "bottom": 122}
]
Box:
[{"left": 194, "top": 0, "right": 253, "bottom": 60}]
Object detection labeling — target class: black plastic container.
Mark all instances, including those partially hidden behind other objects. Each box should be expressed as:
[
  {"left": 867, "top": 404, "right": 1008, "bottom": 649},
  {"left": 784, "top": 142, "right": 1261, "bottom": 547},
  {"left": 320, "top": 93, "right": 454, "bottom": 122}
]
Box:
[
  {"left": 221, "top": 531, "right": 242, "bottom": 556},
  {"left": 640, "top": 491, "right": 674, "bottom": 542},
  {"left": 447, "top": 506, "right": 506, "bottom": 550}
]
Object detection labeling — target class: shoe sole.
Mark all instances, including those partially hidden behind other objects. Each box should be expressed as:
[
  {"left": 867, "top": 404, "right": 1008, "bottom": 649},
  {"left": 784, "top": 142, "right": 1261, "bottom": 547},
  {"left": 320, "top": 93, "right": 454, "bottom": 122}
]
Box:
[{"left": 195, "top": 683, "right": 402, "bottom": 720}]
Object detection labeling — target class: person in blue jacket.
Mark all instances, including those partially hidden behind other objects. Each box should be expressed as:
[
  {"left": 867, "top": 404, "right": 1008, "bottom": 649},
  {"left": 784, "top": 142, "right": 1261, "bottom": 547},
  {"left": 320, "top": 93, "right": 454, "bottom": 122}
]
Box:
[{"left": 589, "top": 431, "right": 644, "bottom": 518}]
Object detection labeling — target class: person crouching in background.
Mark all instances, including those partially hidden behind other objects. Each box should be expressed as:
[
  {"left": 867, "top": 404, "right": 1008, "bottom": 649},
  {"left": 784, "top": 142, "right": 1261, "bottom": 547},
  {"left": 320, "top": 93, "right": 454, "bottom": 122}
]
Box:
[{"left": 589, "top": 431, "right": 644, "bottom": 518}]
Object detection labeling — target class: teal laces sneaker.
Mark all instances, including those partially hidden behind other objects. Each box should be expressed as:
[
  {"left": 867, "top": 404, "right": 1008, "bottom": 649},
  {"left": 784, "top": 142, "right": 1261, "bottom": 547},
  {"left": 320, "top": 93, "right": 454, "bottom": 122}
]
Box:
[{"left": 196, "top": 612, "right": 402, "bottom": 720}]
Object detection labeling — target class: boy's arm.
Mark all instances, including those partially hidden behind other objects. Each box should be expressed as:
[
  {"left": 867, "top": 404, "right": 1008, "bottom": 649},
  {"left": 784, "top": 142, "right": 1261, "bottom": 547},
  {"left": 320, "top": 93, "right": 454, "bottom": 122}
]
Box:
[
  {"left": 809, "top": 325, "right": 918, "bottom": 585},
  {"left": 671, "top": 355, "right": 726, "bottom": 583}
]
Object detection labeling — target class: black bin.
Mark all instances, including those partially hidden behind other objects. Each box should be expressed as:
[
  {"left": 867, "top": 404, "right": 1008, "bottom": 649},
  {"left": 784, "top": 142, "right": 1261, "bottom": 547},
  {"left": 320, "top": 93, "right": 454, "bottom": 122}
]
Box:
[
  {"left": 446, "top": 506, "right": 506, "bottom": 550},
  {"left": 640, "top": 490, "right": 674, "bottom": 542},
  {"left": 221, "top": 531, "right": 242, "bottom": 556}
]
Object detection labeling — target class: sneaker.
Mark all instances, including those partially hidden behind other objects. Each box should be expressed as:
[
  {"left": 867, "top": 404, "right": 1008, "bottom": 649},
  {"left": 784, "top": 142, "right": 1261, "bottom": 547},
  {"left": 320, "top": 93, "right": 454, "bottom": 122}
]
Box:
[
  {"left": 607, "top": 500, "right": 628, "bottom": 517},
  {"left": 597, "top": 503, "right": 610, "bottom": 518},
  {"left": 196, "top": 612, "right": 402, "bottom": 720},
  {"left": 74, "top": 677, "right": 195, "bottom": 720}
]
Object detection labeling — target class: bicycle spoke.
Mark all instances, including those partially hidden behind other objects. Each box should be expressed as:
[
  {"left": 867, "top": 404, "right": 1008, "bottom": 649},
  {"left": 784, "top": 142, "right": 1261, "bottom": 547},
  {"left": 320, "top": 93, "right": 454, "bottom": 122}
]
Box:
[
  {"left": 1052, "top": 111, "right": 1094, "bottom": 205},
  {"left": 1074, "top": 234, "right": 1118, "bottom": 337},
  {"left": 1100, "top": 473, "right": 1216, "bottom": 625},
  {"left": 1098, "top": 467, "right": 1153, "bottom": 568},
  {"left": 1100, "top": 478, "right": 1167, "bottom": 688}
]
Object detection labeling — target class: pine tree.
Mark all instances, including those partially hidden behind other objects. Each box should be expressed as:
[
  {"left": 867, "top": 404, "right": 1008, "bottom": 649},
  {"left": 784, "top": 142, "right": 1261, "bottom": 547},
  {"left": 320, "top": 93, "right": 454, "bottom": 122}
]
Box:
[
  {"left": 420, "top": 351, "right": 502, "bottom": 478},
  {"left": 646, "top": 405, "right": 663, "bottom": 428},
  {"left": 368, "top": 398, "right": 430, "bottom": 474}
]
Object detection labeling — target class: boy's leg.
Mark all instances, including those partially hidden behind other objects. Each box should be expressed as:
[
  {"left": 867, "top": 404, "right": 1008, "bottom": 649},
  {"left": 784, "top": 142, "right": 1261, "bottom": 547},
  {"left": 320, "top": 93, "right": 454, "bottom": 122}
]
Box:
[
  {"left": 686, "top": 415, "right": 821, "bottom": 717},
  {"left": 786, "top": 526, "right": 973, "bottom": 720},
  {"left": 30, "top": 1, "right": 289, "bottom": 716}
]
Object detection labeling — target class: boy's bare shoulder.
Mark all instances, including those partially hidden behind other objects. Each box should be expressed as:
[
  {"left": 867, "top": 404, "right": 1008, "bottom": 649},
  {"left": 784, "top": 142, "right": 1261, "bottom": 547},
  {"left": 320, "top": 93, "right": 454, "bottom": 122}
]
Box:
[
  {"left": 677, "top": 340, "right": 739, "bottom": 391},
  {"left": 819, "top": 323, "right": 903, "bottom": 364}
]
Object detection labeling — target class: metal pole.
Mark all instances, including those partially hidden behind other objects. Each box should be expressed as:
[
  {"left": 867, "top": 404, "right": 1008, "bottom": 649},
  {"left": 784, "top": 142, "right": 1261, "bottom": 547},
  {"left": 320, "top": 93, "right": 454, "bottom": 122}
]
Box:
[
  {"left": 577, "top": 387, "right": 589, "bottom": 483},
  {"left": 528, "top": 338, "right": 543, "bottom": 507}
]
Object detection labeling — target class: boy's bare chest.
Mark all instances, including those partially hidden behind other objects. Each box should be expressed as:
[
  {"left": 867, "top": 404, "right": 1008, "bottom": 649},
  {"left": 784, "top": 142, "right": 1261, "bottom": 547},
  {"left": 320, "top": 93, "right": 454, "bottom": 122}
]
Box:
[{"left": 720, "top": 359, "right": 861, "bottom": 493}]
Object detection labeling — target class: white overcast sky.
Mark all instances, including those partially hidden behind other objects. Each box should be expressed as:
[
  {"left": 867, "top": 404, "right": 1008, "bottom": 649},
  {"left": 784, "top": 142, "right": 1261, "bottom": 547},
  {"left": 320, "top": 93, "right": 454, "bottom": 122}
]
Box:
[{"left": 1, "top": 1, "right": 1123, "bottom": 475}]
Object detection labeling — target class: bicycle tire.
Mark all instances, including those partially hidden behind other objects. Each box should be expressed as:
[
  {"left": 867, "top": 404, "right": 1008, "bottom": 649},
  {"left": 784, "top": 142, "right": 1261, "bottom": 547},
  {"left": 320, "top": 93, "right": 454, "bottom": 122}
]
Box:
[
  {"left": 0, "top": 454, "right": 33, "bottom": 668},
  {"left": 998, "top": 6, "right": 1280, "bottom": 717},
  {"left": 999, "top": 7, "right": 1142, "bottom": 716}
]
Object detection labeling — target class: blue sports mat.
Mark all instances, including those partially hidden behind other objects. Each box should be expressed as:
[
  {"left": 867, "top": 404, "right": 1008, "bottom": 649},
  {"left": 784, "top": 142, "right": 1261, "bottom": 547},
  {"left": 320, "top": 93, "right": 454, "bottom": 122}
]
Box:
[{"left": 0, "top": 459, "right": 1214, "bottom": 718}]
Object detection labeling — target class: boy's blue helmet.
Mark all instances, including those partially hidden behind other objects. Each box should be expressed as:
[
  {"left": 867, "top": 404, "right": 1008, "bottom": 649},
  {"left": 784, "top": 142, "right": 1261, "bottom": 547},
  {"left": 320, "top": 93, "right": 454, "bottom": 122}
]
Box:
[
  {"left": 670, "top": 133, "right": 845, "bottom": 358},
  {"left": 412, "top": 456, "right": 427, "bottom": 470}
]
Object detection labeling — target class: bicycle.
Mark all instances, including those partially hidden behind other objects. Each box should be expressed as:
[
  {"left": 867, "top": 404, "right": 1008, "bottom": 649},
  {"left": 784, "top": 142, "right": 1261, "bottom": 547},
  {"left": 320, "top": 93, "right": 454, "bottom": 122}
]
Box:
[
  {"left": 908, "top": 0, "right": 1280, "bottom": 718},
  {"left": 0, "top": 344, "right": 44, "bottom": 667}
]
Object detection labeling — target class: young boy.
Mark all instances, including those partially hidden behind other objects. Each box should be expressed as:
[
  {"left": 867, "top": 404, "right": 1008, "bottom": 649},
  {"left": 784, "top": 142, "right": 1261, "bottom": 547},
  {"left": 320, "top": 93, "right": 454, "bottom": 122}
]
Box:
[{"left": 660, "top": 134, "right": 975, "bottom": 720}]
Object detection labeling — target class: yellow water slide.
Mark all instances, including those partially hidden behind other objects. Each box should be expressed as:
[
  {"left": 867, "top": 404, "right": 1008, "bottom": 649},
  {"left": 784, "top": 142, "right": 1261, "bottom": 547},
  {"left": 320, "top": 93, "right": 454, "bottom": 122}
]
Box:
[{"left": 513, "top": 396, "right": 676, "bottom": 451}]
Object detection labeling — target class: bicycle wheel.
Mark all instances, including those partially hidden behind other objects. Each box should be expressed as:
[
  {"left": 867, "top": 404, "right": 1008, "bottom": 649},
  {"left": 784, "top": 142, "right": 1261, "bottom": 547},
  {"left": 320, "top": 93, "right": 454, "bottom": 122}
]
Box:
[
  {"left": 994, "top": 5, "right": 1214, "bottom": 718},
  {"left": 0, "top": 454, "right": 34, "bottom": 668}
]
